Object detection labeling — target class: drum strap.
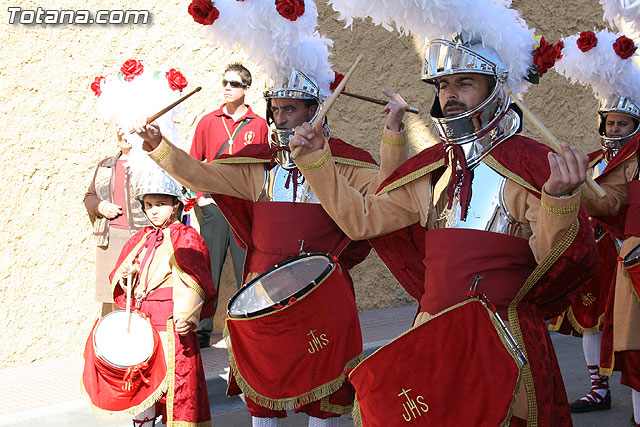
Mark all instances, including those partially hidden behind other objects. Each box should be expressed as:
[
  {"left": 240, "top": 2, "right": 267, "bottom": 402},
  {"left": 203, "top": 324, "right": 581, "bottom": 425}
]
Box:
[
  {"left": 331, "top": 236, "right": 352, "bottom": 258},
  {"left": 133, "top": 227, "right": 166, "bottom": 303}
]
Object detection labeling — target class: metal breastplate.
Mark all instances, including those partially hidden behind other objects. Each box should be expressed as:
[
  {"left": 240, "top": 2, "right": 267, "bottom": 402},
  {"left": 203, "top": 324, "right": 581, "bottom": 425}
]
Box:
[
  {"left": 591, "top": 157, "right": 610, "bottom": 180},
  {"left": 261, "top": 164, "right": 320, "bottom": 203},
  {"left": 437, "top": 161, "right": 521, "bottom": 234}
]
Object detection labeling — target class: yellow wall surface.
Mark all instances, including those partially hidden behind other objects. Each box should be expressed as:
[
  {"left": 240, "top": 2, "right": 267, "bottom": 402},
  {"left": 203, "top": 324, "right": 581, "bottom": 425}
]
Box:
[{"left": 0, "top": 0, "right": 608, "bottom": 367}]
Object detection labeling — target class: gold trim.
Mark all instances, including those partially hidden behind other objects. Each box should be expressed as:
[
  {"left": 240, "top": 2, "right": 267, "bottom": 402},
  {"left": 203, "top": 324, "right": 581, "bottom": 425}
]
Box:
[
  {"left": 507, "top": 219, "right": 580, "bottom": 426},
  {"left": 334, "top": 157, "right": 379, "bottom": 170},
  {"left": 151, "top": 142, "right": 171, "bottom": 163},
  {"left": 382, "top": 134, "right": 408, "bottom": 147},
  {"left": 170, "top": 254, "right": 207, "bottom": 302},
  {"left": 166, "top": 318, "right": 176, "bottom": 424},
  {"left": 566, "top": 307, "right": 604, "bottom": 335},
  {"left": 352, "top": 397, "right": 363, "bottom": 427},
  {"left": 376, "top": 159, "right": 446, "bottom": 195},
  {"left": 319, "top": 395, "right": 353, "bottom": 415},
  {"left": 484, "top": 155, "right": 539, "bottom": 194},
  {"left": 210, "top": 157, "right": 269, "bottom": 165},
  {"left": 541, "top": 199, "right": 579, "bottom": 216},
  {"left": 169, "top": 421, "right": 212, "bottom": 427},
  {"left": 297, "top": 149, "right": 332, "bottom": 172},
  {"left": 547, "top": 312, "right": 565, "bottom": 332},
  {"left": 600, "top": 351, "right": 615, "bottom": 377}
]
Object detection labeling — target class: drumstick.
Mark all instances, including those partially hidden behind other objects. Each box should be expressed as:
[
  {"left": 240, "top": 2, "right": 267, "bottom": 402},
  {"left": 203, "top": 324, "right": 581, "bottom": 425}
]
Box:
[
  {"left": 342, "top": 91, "right": 420, "bottom": 114},
  {"left": 504, "top": 87, "right": 606, "bottom": 198},
  {"left": 125, "top": 273, "right": 132, "bottom": 333},
  {"left": 291, "top": 54, "right": 365, "bottom": 159},
  {"left": 176, "top": 301, "right": 205, "bottom": 325},
  {"left": 128, "top": 86, "right": 202, "bottom": 133}
]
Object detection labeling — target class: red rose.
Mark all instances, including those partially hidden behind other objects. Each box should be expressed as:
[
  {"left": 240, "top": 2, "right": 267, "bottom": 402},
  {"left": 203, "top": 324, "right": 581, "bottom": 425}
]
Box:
[
  {"left": 613, "top": 35, "right": 637, "bottom": 60},
  {"left": 576, "top": 31, "right": 597, "bottom": 52},
  {"left": 275, "top": 0, "right": 305, "bottom": 21},
  {"left": 188, "top": 0, "right": 219, "bottom": 25},
  {"left": 533, "top": 37, "right": 563, "bottom": 77},
  {"left": 183, "top": 198, "right": 197, "bottom": 212},
  {"left": 91, "top": 76, "right": 105, "bottom": 97},
  {"left": 166, "top": 69, "right": 188, "bottom": 91},
  {"left": 330, "top": 72, "right": 344, "bottom": 91},
  {"left": 120, "top": 59, "right": 144, "bottom": 82}
]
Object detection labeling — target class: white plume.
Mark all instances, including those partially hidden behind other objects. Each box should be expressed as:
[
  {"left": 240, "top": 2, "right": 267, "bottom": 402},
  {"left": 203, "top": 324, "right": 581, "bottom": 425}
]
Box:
[
  {"left": 326, "top": 0, "right": 537, "bottom": 93},
  {"left": 554, "top": 29, "right": 640, "bottom": 102},
  {"left": 198, "top": 0, "right": 334, "bottom": 93},
  {"left": 600, "top": 0, "right": 640, "bottom": 41}
]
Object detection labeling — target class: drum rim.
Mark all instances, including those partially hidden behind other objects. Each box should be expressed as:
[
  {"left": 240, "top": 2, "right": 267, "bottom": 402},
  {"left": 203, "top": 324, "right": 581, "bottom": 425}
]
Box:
[
  {"left": 227, "top": 252, "right": 334, "bottom": 319},
  {"left": 93, "top": 309, "right": 155, "bottom": 370},
  {"left": 623, "top": 242, "right": 640, "bottom": 267}
]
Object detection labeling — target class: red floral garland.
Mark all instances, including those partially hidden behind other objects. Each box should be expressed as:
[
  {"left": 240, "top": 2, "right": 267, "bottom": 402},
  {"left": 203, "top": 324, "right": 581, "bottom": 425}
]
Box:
[
  {"left": 576, "top": 31, "right": 597, "bottom": 52},
  {"left": 275, "top": 0, "right": 305, "bottom": 21},
  {"left": 91, "top": 76, "right": 105, "bottom": 97},
  {"left": 330, "top": 71, "right": 344, "bottom": 91},
  {"left": 613, "top": 35, "right": 637, "bottom": 60},
  {"left": 188, "top": 0, "right": 220, "bottom": 25},
  {"left": 533, "top": 37, "right": 563, "bottom": 77}
]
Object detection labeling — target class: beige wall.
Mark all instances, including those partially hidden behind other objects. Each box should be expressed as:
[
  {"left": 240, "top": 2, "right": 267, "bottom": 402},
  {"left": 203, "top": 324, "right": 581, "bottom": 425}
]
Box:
[{"left": 0, "top": 0, "right": 607, "bottom": 368}]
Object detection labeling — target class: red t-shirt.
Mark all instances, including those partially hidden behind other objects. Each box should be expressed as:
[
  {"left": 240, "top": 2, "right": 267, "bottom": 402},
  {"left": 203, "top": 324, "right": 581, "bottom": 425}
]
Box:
[{"left": 190, "top": 104, "right": 269, "bottom": 162}]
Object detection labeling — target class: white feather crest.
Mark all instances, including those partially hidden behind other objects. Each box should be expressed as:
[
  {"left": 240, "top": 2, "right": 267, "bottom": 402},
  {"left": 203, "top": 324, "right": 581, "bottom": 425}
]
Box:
[
  {"left": 600, "top": 0, "right": 640, "bottom": 41},
  {"left": 95, "top": 67, "right": 185, "bottom": 147},
  {"left": 554, "top": 30, "right": 640, "bottom": 102},
  {"left": 199, "top": 0, "right": 334, "bottom": 93},
  {"left": 327, "top": 0, "right": 537, "bottom": 93}
]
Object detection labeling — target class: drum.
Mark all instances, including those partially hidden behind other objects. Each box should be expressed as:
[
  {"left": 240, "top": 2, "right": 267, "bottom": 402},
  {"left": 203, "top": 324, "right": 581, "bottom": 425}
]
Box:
[
  {"left": 623, "top": 242, "right": 640, "bottom": 268},
  {"left": 228, "top": 253, "right": 334, "bottom": 318},
  {"left": 348, "top": 299, "right": 522, "bottom": 427},
  {"left": 225, "top": 253, "right": 363, "bottom": 409},
  {"left": 93, "top": 310, "right": 155, "bottom": 368}
]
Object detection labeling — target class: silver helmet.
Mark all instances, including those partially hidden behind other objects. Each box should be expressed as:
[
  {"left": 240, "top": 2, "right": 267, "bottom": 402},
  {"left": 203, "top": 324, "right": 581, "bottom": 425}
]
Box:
[
  {"left": 263, "top": 68, "right": 329, "bottom": 168},
  {"left": 598, "top": 95, "right": 640, "bottom": 149},
  {"left": 134, "top": 166, "right": 183, "bottom": 202},
  {"left": 422, "top": 39, "right": 512, "bottom": 145}
]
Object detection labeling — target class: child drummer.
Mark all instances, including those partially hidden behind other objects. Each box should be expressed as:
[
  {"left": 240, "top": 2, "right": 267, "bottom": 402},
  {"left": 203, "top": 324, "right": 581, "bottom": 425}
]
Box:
[{"left": 82, "top": 61, "right": 216, "bottom": 427}]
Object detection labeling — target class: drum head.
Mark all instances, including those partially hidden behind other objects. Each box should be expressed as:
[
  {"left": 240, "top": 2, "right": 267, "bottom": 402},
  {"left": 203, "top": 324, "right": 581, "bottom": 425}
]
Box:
[
  {"left": 623, "top": 242, "right": 640, "bottom": 267},
  {"left": 93, "top": 310, "right": 155, "bottom": 369},
  {"left": 228, "top": 254, "right": 333, "bottom": 318}
]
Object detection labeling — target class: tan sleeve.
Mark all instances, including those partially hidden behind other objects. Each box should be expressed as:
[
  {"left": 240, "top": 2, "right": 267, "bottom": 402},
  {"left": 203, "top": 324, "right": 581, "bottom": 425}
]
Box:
[
  {"left": 148, "top": 137, "right": 263, "bottom": 201},
  {"left": 295, "top": 137, "right": 423, "bottom": 241},
  {"left": 583, "top": 155, "right": 637, "bottom": 216},
  {"left": 171, "top": 267, "right": 204, "bottom": 328},
  {"left": 505, "top": 181, "right": 582, "bottom": 264}
]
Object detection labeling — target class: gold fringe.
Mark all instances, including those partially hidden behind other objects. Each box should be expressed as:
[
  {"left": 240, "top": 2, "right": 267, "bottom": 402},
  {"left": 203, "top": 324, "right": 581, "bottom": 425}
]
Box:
[
  {"left": 169, "top": 421, "right": 212, "bottom": 427},
  {"left": 226, "top": 342, "right": 364, "bottom": 411},
  {"left": 566, "top": 307, "right": 604, "bottom": 335},
  {"left": 297, "top": 149, "right": 332, "bottom": 172},
  {"left": 376, "top": 159, "right": 445, "bottom": 196},
  {"left": 334, "top": 156, "right": 379, "bottom": 169},
  {"left": 547, "top": 312, "right": 566, "bottom": 332},
  {"left": 507, "top": 219, "right": 580, "bottom": 427},
  {"left": 352, "top": 397, "right": 363, "bottom": 427},
  {"left": 170, "top": 254, "right": 207, "bottom": 301}
]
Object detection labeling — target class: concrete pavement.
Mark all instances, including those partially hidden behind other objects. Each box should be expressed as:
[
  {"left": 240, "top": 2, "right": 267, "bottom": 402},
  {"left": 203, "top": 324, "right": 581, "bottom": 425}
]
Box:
[{"left": 0, "top": 304, "right": 635, "bottom": 426}]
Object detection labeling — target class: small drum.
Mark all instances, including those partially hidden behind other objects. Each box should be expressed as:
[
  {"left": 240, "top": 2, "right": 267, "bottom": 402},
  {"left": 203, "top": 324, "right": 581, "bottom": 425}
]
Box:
[
  {"left": 348, "top": 299, "right": 522, "bottom": 427},
  {"left": 93, "top": 310, "right": 155, "bottom": 368},
  {"left": 228, "top": 253, "right": 334, "bottom": 318},
  {"left": 623, "top": 242, "right": 640, "bottom": 268},
  {"left": 224, "top": 253, "right": 362, "bottom": 409}
]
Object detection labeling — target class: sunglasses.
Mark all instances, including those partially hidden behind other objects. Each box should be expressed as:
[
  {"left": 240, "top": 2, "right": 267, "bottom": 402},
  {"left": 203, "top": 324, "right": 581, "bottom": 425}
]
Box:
[{"left": 222, "top": 79, "right": 247, "bottom": 89}]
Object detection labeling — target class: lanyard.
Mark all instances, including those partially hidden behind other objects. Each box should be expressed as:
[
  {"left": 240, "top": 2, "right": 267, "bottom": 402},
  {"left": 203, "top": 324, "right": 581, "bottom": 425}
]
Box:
[{"left": 221, "top": 117, "right": 243, "bottom": 154}]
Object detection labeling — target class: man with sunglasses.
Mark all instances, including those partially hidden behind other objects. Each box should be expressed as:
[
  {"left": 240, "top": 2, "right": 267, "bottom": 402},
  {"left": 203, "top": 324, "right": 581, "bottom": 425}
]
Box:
[{"left": 190, "top": 63, "right": 269, "bottom": 349}]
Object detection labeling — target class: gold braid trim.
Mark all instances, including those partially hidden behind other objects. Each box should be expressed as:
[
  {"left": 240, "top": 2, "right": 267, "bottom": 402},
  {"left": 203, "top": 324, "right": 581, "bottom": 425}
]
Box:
[
  {"left": 170, "top": 255, "right": 207, "bottom": 302},
  {"left": 151, "top": 142, "right": 172, "bottom": 163},
  {"left": 507, "top": 219, "right": 580, "bottom": 427},
  {"left": 84, "top": 372, "right": 168, "bottom": 420},
  {"left": 566, "top": 307, "right": 604, "bottom": 336},
  {"left": 382, "top": 134, "right": 408, "bottom": 147},
  {"left": 600, "top": 352, "right": 615, "bottom": 377},
  {"left": 169, "top": 421, "right": 212, "bottom": 427},
  {"left": 352, "top": 397, "right": 363, "bottom": 427},
  {"left": 210, "top": 157, "right": 269, "bottom": 165},
  {"left": 334, "top": 157, "right": 379, "bottom": 170},
  {"left": 547, "top": 312, "right": 565, "bottom": 332},
  {"left": 376, "top": 159, "right": 446, "bottom": 196},
  {"left": 297, "top": 149, "right": 332, "bottom": 172},
  {"left": 319, "top": 395, "right": 353, "bottom": 415},
  {"left": 483, "top": 156, "right": 539, "bottom": 194},
  {"left": 224, "top": 318, "right": 363, "bottom": 411},
  {"left": 166, "top": 319, "right": 176, "bottom": 424},
  {"left": 541, "top": 199, "right": 580, "bottom": 216}
]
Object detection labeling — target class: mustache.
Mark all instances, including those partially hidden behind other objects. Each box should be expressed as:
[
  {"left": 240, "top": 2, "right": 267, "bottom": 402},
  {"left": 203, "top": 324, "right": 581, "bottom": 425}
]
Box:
[{"left": 443, "top": 100, "right": 468, "bottom": 114}]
